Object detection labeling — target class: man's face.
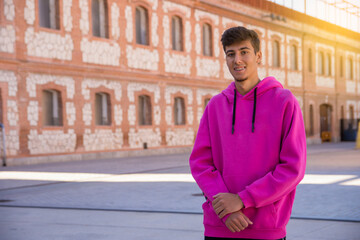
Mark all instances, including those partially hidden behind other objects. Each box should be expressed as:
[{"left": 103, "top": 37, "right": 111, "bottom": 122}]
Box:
[{"left": 225, "top": 40, "right": 262, "bottom": 84}]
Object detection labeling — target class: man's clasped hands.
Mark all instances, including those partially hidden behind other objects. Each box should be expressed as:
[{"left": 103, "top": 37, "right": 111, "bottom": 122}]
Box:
[{"left": 212, "top": 193, "right": 253, "bottom": 233}]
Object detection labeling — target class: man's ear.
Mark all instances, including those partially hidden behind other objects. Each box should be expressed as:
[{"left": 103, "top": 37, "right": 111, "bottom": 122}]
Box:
[{"left": 256, "top": 51, "right": 262, "bottom": 65}]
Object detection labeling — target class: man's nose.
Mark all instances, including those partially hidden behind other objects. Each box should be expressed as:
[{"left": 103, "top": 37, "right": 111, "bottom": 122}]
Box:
[{"left": 234, "top": 54, "right": 242, "bottom": 64}]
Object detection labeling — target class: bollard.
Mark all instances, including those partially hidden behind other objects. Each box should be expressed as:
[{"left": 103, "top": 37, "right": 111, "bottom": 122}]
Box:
[{"left": 356, "top": 122, "right": 360, "bottom": 149}]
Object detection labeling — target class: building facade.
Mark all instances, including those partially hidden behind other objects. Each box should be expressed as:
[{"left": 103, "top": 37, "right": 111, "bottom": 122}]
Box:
[{"left": 0, "top": 0, "right": 359, "bottom": 164}]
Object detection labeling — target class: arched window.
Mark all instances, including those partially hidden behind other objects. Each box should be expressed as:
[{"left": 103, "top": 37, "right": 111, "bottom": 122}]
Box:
[
  {"left": 290, "top": 44, "right": 297, "bottom": 70},
  {"left": 138, "top": 95, "right": 152, "bottom": 125},
  {"left": 325, "top": 53, "right": 331, "bottom": 76},
  {"left": 135, "top": 6, "right": 149, "bottom": 45},
  {"left": 38, "top": 0, "right": 60, "bottom": 29},
  {"left": 340, "top": 56, "right": 344, "bottom": 77},
  {"left": 309, "top": 104, "right": 314, "bottom": 136},
  {"left": 204, "top": 98, "right": 211, "bottom": 109},
  {"left": 172, "top": 16, "right": 183, "bottom": 51},
  {"left": 42, "top": 89, "right": 62, "bottom": 126},
  {"left": 92, "top": 0, "right": 109, "bottom": 38},
  {"left": 202, "top": 23, "right": 212, "bottom": 56},
  {"left": 174, "top": 97, "right": 185, "bottom": 125},
  {"left": 347, "top": 57, "right": 353, "bottom": 79},
  {"left": 95, "top": 92, "right": 111, "bottom": 125},
  {"left": 272, "top": 40, "right": 280, "bottom": 67},
  {"left": 319, "top": 51, "right": 324, "bottom": 75},
  {"left": 308, "top": 48, "right": 312, "bottom": 72}
]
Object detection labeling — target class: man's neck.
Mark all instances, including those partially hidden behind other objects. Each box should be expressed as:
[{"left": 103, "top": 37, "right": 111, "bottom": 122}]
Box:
[{"left": 235, "top": 78, "right": 260, "bottom": 95}]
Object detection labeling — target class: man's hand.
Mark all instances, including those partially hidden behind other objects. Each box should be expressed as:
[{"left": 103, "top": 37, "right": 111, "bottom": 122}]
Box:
[
  {"left": 225, "top": 211, "right": 253, "bottom": 233},
  {"left": 212, "top": 193, "right": 244, "bottom": 218}
]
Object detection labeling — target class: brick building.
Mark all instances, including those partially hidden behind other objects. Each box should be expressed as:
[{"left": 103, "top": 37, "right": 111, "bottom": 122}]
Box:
[{"left": 0, "top": 0, "right": 359, "bottom": 165}]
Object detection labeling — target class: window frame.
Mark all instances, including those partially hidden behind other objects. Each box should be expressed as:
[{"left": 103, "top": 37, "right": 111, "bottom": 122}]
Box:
[
  {"left": 171, "top": 15, "right": 184, "bottom": 52},
  {"left": 135, "top": 5, "right": 150, "bottom": 46},
  {"left": 272, "top": 39, "right": 280, "bottom": 68},
  {"left": 38, "top": 0, "right": 61, "bottom": 30},
  {"left": 95, "top": 92, "right": 112, "bottom": 126},
  {"left": 174, "top": 96, "right": 186, "bottom": 126},
  {"left": 202, "top": 22, "right": 213, "bottom": 57},
  {"left": 42, "top": 89, "right": 63, "bottom": 127},
  {"left": 91, "top": 0, "right": 109, "bottom": 39},
  {"left": 138, "top": 94, "right": 152, "bottom": 126}
]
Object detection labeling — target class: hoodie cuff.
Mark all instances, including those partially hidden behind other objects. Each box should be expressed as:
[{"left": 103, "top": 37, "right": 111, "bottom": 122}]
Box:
[
  {"left": 221, "top": 213, "right": 231, "bottom": 224},
  {"left": 238, "top": 190, "right": 255, "bottom": 209}
]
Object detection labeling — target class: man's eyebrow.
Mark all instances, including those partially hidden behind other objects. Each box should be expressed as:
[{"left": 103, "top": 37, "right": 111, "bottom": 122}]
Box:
[{"left": 225, "top": 47, "right": 251, "bottom": 54}]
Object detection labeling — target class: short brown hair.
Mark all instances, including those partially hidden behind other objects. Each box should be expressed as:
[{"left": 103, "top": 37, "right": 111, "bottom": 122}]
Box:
[{"left": 221, "top": 26, "right": 260, "bottom": 53}]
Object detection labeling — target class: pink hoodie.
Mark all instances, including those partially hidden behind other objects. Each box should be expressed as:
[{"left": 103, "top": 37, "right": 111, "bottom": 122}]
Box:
[{"left": 189, "top": 77, "right": 306, "bottom": 239}]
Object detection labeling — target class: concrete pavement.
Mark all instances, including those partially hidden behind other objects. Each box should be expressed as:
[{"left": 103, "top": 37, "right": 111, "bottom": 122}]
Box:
[{"left": 0, "top": 142, "right": 359, "bottom": 239}]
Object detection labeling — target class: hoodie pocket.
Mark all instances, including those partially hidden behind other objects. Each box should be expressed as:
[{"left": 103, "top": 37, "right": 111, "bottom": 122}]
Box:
[
  {"left": 202, "top": 200, "right": 224, "bottom": 227},
  {"left": 243, "top": 203, "right": 277, "bottom": 229}
]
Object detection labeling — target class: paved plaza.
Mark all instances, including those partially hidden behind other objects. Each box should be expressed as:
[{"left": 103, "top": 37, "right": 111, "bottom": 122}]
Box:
[{"left": 0, "top": 142, "right": 359, "bottom": 239}]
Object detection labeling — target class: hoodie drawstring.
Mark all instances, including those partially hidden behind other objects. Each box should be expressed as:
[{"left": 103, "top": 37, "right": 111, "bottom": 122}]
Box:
[
  {"left": 232, "top": 89, "right": 237, "bottom": 134},
  {"left": 231, "top": 87, "right": 257, "bottom": 134},
  {"left": 252, "top": 87, "right": 257, "bottom": 133}
]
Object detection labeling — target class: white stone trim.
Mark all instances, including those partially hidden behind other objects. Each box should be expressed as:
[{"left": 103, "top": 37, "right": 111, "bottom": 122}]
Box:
[
  {"left": 66, "top": 102, "right": 76, "bottom": 126},
  {"left": 126, "top": 45, "right": 159, "bottom": 71},
  {"left": 114, "top": 104, "right": 123, "bottom": 126},
  {"left": 346, "top": 80, "right": 356, "bottom": 94},
  {"left": 0, "top": 70, "right": 17, "bottom": 96},
  {"left": 164, "top": 52, "right": 192, "bottom": 75},
  {"left": 165, "top": 86, "right": 193, "bottom": 104},
  {"left": 128, "top": 128, "right": 161, "bottom": 148},
  {"left": 111, "top": 2, "right": 120, "bottom": 40},
  {"left": 80, "top": 38, "right": 120, "bottom": 66},
  {"left": 185, "top": 20, "right": 192, "bottom": 53},
  {"left": 288, "top": 72, "right": 302, "bottom": 87},
  {"left": 26, "top": 73, "right": 75, "bottom": 99},
  {"left": 166, "top": 129, "right": 194, "bottom": 146},
  {"left": 82, "top": 78, "right": 122, "bottom": 101},
  {"left": 82, "top": 103, "right": 92, "bottom": 126},
  {"left": 0, "top": 25, "right": 15, "bottom": 53},
  {"left": 125, "top": 6, "right": 133, "bottom": 43},
  {"left": 28, "top": 129, "right": 76, "bottom": 154},
  {"left": 63, "top": 0, "right": 73, "bottom": 32},
  {"left": 127, "top": 83, "right": 160, "bottom": 104},
  {"left": 163, "top": 1, "right": 191, "bottom": 18},
  {"left": 316, "top": 75, "right": 335, "bottom": 88},
  {"left": 25, "top": 27, "right": 74, "bottom": 60},
  {"left": 84, "top": 128, "right": 123, "bottom": 151},
  {"left": 152, "top": 13, "right": 159, "bottom": 47},
  {"left": 7, "top": 100, "right": 18, "bottom": 127},
  {"left": 196, "top": 57, "right": 220, "bottom": 78},
  {"left": 24, "top": 0, "right": 35, "bottom": 25},
  {"left": 222, "top": 17, "right": 243, "bottom": 29},
  {"left": 27, "top": 101, "right": 39, "bottom": 126},
  {"left": 128, "top": 104, "right": 136, "bottom": 126},
  {"left": 4, "top": 0, "right": 15, "bottom": 21},
  {"left": 194, "top": 9, "right": 219, "bottom": 25},
  {"left": 79, "top": 0, "right": 89, "bottom": 35},
  {"left": 269, "top": 69, "right": 285, "bottom": 85}
]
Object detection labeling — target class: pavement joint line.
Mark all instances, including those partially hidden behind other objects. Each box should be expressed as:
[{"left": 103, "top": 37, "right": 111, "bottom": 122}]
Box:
[
  {"left": 1, "top": 205, "right": 359, "bottom": 223},
  {"left": 0, "top": 164, "right": 191, "bottom": 192}
]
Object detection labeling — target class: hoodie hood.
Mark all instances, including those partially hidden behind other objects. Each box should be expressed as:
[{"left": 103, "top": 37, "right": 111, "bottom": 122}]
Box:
[
  {"left": 221, "top": 76, "right": 283, "bottom": 134},
  {"left": 222, "top": 76, "right": 283, "bottom": 103}
]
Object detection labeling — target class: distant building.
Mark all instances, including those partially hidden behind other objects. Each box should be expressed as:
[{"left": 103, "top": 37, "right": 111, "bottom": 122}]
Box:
[{"left": 0, "top": 0, "right": 359, "bottom": 165}]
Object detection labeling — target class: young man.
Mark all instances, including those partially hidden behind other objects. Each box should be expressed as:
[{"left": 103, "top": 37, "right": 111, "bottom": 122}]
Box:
[{"left": 189, "top": 26, "right": 306, "bottom": 240}]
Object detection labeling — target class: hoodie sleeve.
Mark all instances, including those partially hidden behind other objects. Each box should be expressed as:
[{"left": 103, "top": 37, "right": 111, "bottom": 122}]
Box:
[
  {"left": 238, "top": 95, "right": 306, "bottom": 208},
  {"left": 189, "top": 106, "right": 229, "bottom": 202}
]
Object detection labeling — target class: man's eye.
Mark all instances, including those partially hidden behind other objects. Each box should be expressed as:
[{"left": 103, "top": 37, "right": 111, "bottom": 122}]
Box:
[
  {"left": 227, "top": 53, "right": 234, "bottom": 57},
  {"left": 241, "top": 51, "right": 248, "bottom": 55}
]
